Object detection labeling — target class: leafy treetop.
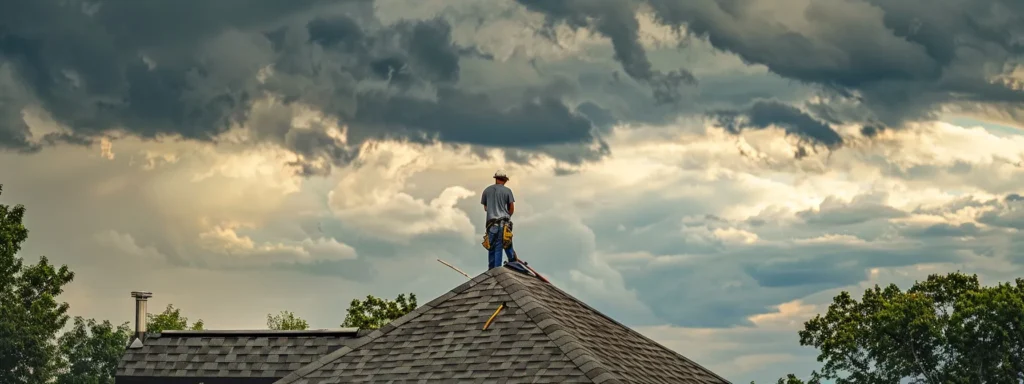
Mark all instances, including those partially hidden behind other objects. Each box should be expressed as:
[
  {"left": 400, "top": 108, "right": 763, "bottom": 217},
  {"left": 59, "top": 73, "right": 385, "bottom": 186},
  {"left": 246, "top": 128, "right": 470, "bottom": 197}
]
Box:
[
  {"left": 147, "top": 304, "right": 204, "bottom": 333},
  {"left": 341, "top": 293, "right": 417, "bottom": 329},
  {"left": 267, "top": 310, "right": 309, "bottom": 330},
  {"left": 0, "top": 184, "right": 77, "bottom": 384},
  {"left": 56, "top": 316, "right": 133, "bottom": 384},
  {"left": 798, "top": 271, "right": 1024, "bottom": 384}
]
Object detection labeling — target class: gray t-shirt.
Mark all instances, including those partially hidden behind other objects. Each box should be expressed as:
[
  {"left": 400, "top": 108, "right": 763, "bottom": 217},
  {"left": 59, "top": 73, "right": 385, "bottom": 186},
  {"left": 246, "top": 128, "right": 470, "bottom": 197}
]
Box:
[{"left": 481, "top": 184, "right": 515, "bottom": 221}]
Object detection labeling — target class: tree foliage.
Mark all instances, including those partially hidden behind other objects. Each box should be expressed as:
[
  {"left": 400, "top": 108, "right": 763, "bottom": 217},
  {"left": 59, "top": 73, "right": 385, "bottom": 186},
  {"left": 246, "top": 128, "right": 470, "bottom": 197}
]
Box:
[
  {"left": 798, "top": 272, "right": 1024, "bottom": 384},
  {"left": 0, "top": 184, "right": 76, "bottom": 384},
  {"left": 750, "top": 374, "right": 818, "bottom": 384},
  {"left": 147, "top": 304, "right": 204, "bottom": 333},
  {"left": 267, "top": 310, "right": 309, "bottom": 330},
  {"left": 55, "top": 317, "right": 132, "bottom": 384},
  {"left": 341, "top": 293, "right": 417, "bottom": 329}
]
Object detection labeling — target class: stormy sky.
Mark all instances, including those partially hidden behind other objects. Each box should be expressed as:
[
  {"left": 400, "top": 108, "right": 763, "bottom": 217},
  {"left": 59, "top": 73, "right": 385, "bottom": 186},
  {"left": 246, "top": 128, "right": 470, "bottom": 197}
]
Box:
[{"left": 2, "top": 0, "right": 1023, "bottom": 381}]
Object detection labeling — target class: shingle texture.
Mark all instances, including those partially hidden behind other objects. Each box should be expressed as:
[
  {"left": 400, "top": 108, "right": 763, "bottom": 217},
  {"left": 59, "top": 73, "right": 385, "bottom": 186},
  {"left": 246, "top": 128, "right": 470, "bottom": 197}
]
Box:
[
  {"left": 277, "top": 266, "right": 731, "bottom": 384},
  {"left": 116, "top": 330, "right": 358, "bottom": 380}
]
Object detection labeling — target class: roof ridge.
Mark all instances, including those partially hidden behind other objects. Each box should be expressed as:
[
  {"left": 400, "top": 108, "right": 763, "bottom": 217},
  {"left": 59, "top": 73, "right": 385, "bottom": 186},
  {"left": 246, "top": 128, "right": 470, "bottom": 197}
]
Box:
[
  {"left": 493, "top": 268, "right": 624, "bottom": 384},
  {"left": 499, "top": 268, "right": 732, "bottom": 384},
  {"left": 155, "top": 328, "right": 359, "bottom": 337},
  {"left": 274, "top": 271, "right": 498, "bottom": 384}
]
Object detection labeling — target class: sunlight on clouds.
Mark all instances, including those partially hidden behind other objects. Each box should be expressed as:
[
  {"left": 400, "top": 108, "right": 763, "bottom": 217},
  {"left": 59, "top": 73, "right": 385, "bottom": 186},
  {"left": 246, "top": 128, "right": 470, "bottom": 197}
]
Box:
[
  {"left": 991, "top": 64, "right": 1024, "bottom": 91},
  {"left": 869, "top": 122, "right": 1024, "bottom": 168},
  {"left": 99, "top": 137, "right": 114, "bottom": 160},
  {"left": 563, "top": 123, "right": 860, "bottom": 222},
  {"left": 190, "top": 146, "right": 302, "bottom": 195},
  {"left": 131, "top": 150, "right": 181, "bottom": 170},
  {"left": 137, "top": 144, "right": 306, "bottom": 233},
  {"left": 713, "top": 227, "right": 760, "bottom": 244},
  {"left": 329, "top": 142, "right": 433, "bottom": 210},
  {"left": 331, "top": 185, "right": 476, "bottom": 242},
  {"left": 792, "top": 234, "right": 867, "bottom": 245},
  {"left": 196, "top": 223, "right": 357, "bottom": 264},
  {"left": 748, "top": 300, "right": 819, "bottom": 328},
  {"left": 328, "top": 142, "right": 479, "bottom": 242},
  {"left": 197, "top": 223, "right": 291, "bottom": 255},
  {"left": 50, "top": 112, "right": 1024, "bottom": 280}
]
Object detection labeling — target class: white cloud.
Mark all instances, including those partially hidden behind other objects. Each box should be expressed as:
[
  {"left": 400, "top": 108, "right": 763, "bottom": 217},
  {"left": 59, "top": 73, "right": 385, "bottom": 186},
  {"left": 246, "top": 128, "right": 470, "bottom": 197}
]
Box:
[
  {"left": 327, "top": 142, "right": 478, "bottom": 242},
  {"left": 747, "top": 299, "right": 820, "bottom": 329}
]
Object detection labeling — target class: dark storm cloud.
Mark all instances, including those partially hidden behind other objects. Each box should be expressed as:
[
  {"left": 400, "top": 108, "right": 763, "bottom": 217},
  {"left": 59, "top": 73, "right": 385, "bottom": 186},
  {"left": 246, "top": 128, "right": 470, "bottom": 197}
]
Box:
[
  {"left": 519, "top": 0, "right": 1024, "bottom": 140},
  {"left": 515, "top": 0, "right": 697, "bottom": 103},
  {"left": 351, "top": 88, "right": 595, "bottom": 147},
  {"left": 565, "top": 62, "right": 815, "bottom": 130},
  {"left": 575, "top": 101, "right": 619, "bottom": 132},
  {"left": 0, "top": 66, "right": 35, "bottom": 152},
  {"left": 710, "top": 100, "right": 844, "bottom": 148},
  {"left": 0, "top": 0, "right": 602, "bottom": 171}
]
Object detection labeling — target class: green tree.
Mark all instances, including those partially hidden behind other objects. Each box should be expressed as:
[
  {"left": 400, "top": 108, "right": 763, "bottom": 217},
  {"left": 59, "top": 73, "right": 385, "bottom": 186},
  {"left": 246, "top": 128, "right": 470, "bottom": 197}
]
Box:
[
  {"left": 267, "top": 310, "right": 309, "bottom": 330},
  {"left": 147, "top": 304, "right": 204, "bottom": 333},
  {"left": 0, "top": 184, "right": 76, "bottom": 384},
  {"left": 750, "top": 374, "right": 818, "bottom": 384},
  {"left": 55, "top": 317, "right": 132, "bottom": 384},
  {"left": 775, "top": 374, "right": 815, "bottom": 384},
  {"left": 341, "top": 293, "right": 417, "bottom": 329},
  {"left": 798, "top": 272, "right": 1024, "bottom": 383}
]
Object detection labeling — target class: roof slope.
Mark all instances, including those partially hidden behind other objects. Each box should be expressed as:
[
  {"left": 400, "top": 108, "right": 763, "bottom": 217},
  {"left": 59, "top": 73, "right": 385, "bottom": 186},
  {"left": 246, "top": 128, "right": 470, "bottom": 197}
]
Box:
[
  {"left": 116, "top": 329, "right": 360, "bottom": 384},
  {"left": 277, "top": 266, "right": 730, "bottom": 384}
]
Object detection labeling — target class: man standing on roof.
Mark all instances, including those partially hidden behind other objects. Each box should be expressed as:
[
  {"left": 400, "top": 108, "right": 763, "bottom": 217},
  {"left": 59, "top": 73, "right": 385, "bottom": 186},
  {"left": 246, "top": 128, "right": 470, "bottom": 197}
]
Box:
[{"left": 481, "top": 169, "right": 518, "bottom": 269}]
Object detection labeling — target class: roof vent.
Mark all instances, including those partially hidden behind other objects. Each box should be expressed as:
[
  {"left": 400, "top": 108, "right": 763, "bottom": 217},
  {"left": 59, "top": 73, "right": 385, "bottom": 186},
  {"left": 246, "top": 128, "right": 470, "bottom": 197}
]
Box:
[
  {"left": 128, "top": 338, "right": 144, "bottom": 349},
  {"left": 130, "top": 291, "right": 152, "bottom": 345}
]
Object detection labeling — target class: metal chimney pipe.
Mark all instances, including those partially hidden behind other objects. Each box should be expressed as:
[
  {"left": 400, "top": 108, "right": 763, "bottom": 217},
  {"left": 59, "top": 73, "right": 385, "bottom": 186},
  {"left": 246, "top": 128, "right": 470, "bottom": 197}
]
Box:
[{"left": 130, "top": 291, "right": 152, "bottom": 342}]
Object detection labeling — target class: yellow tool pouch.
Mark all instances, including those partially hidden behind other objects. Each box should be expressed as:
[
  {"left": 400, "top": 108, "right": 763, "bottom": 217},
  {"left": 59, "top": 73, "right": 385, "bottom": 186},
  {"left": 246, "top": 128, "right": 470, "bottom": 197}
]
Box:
[
  {"left": 502, "top": 222, "right": 513, "bottom": 249},
  {"left": 481, "top": 220, "right": 514, "bottom": 250}
]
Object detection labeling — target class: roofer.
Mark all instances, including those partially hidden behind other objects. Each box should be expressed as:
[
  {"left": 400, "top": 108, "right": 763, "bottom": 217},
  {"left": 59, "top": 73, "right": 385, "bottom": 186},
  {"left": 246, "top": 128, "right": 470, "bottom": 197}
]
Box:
[{"left": 481, "top": 169, "right": 518, "bottom": 269}]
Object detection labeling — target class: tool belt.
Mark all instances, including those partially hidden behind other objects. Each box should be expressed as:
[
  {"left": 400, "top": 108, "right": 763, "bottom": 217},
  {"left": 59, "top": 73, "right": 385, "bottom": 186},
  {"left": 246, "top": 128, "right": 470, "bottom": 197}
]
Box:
[{"left": 481, "top": 218, "right": 513, "bottom": 250}]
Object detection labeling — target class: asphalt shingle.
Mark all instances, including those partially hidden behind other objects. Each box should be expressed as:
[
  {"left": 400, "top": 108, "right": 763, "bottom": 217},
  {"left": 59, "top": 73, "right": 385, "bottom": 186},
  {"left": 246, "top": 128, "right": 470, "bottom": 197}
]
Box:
[
  {"left": 276, "top": 266, "right": 731, "bottom": 384},
  {"left": 116, "top": 329, "right": 359, "bottom": 382}
]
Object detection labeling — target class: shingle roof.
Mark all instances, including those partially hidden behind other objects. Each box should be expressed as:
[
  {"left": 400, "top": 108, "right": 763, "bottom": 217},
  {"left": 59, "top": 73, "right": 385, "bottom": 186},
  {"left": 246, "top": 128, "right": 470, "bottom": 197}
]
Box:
[
  {"left": 276, "top": 266, "right": 731, "bottom": 384},
  {"left": 115, "top": 329, "right": 361, "bottom": 384}
]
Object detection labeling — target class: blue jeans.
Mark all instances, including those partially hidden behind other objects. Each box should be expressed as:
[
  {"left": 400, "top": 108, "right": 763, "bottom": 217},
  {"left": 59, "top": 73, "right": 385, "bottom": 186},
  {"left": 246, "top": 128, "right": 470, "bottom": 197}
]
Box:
[{"left": 487, "top": 223, "right": 517, "bottom": 269}]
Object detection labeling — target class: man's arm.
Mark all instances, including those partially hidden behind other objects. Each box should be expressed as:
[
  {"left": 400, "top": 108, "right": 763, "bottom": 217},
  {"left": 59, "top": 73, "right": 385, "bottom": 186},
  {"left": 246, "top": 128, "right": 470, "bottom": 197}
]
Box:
[
  {"left": 507, "top": 190, "right": 515, "bottom": 215},
  {"left": 481, "top": 189, "right": 488, "bottom": 210}
]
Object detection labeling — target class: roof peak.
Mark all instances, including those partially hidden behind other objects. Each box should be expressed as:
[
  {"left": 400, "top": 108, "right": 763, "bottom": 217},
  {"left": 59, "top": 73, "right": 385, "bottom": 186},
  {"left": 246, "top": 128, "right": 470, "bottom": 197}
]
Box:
[
  {"left": 277, "top": 265, "right": 730, "bottom": 383},
  {"left": 154, "top": 328, "right": 360, "bottom": 337}
]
